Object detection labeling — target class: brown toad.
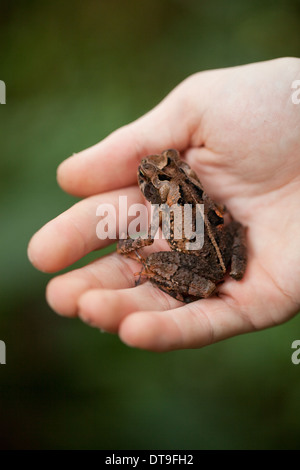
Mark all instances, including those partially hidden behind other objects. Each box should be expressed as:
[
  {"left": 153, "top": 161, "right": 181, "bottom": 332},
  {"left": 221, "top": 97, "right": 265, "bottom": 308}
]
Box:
[{"left": 117, "top": 149, "right": 247, "bottom": 302}]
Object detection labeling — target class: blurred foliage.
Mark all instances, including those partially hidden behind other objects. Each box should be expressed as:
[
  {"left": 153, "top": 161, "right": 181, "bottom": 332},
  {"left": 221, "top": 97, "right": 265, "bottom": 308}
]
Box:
[{"left": 0, "top": 0, "right": 300, "bottom": 449}]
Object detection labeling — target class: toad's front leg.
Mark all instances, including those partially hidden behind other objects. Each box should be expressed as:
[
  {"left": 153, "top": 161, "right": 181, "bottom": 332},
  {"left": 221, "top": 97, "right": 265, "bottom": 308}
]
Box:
[
  {"left": 227, "top": 221, "right": 247, "bottom": 280},
  {"left": 117, "top": 234, "right": 154, "bottom": 255},
  {"left": 145, "top": 251, "right": 216, "bottom": 303},
  {"left": 117, "top": 206, "right": 161, "bottom": 255}
]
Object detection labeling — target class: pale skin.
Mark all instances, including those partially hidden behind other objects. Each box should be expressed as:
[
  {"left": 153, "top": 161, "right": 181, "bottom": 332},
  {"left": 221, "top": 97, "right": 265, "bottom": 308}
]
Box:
[{"left": 28, "top": 57, "right": 300, "bottom": 351}]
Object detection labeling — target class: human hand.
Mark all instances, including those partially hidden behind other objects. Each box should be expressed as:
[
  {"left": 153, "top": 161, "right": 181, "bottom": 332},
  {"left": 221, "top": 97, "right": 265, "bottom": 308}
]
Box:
[{"left": 28, "top": 57, "right": 300, "bottom": 351}]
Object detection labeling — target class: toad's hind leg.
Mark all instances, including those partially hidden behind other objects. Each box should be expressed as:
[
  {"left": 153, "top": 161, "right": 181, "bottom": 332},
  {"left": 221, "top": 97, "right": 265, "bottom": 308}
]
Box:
[
  {"left": 145, "top": 252, "right": 217, "bottom": 302},
  {"left": 227, "top": 221, "right": 247, "bottom": 280},
  {"left": 151, "top": 272, "right": 217, "bottom": 303}
]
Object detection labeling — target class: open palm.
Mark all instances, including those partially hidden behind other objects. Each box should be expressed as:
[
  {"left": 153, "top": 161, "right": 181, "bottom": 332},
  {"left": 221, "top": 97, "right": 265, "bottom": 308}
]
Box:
[{"left": 28, "top": 57, "right": 300, "bottom": 351}]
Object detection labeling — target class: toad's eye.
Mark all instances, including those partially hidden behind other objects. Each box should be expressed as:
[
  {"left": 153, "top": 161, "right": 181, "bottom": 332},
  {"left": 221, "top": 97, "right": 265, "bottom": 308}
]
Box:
[
  {"left": 143, "top": 163, "right": 152, "bottom": 171},
  {"left": 208, "top": 209, "right": 224, "bottom": 226},
  {"left": 143, "top": 184, "right": 161, "bottom": 204},
  {"left": 138, "top": 169, "right": 144, "bottom": 178},
  {"left": 157, "top": 174, "right": 171, "bottom": 182}
]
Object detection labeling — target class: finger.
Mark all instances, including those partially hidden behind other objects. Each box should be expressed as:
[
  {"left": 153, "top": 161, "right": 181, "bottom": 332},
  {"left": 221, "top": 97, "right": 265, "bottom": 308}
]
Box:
[
  {"left": 27, "top": 186, "right": 142, "bottom": 272},
  {"left": 45, "top": 253, "right": 142, "bottom": 317},
  {"left": 77, "top": 283, "right": 182, "bottom": 333},
  {"left": 57, "top": 84, "right": 195, "bottom": 197},
  {"left": 117, "top": 256, "right": 292, "bottom": 352},
  {"left": 118, "top": 296, "right": 253, "bottom": 352}
]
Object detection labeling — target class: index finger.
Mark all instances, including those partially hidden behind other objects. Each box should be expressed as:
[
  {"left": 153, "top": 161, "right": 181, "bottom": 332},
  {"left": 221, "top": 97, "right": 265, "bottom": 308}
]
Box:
[{"left": 57, "top": 84, "right": 196, "bottom": 197}]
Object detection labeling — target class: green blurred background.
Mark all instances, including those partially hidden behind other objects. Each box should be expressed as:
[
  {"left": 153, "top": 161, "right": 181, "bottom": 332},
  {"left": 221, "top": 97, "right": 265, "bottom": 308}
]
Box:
[{"left": 0, "top": 0, "right": 300, "bottom": 449}]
